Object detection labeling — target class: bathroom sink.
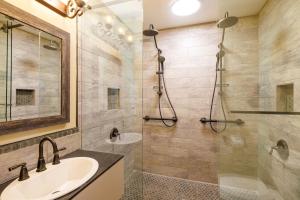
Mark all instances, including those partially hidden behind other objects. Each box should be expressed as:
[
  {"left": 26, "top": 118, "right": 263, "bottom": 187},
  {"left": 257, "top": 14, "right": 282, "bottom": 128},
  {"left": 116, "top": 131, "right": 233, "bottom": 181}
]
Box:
[
  {"left": 106, "top": 132, "right": 142, "bottom": 145},
  {"left": 1, "top": 157, "right": 99, "bottom": 200}
]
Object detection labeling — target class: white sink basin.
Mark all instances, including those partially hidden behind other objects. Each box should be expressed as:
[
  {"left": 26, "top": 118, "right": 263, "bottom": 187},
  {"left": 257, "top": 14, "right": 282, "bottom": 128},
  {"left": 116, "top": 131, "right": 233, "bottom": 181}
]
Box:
[
  {"left": 106, "top": 132, "right": 142, "bottom": 145},
  {"left": 1, "top": 157, "right": 99, "bottom": 200}
]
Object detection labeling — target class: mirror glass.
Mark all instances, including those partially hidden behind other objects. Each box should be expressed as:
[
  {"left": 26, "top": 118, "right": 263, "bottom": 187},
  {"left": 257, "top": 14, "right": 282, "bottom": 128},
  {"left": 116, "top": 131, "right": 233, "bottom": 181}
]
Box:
[{"left": 0, "top": 12, "right": 62, "bottom": 122}]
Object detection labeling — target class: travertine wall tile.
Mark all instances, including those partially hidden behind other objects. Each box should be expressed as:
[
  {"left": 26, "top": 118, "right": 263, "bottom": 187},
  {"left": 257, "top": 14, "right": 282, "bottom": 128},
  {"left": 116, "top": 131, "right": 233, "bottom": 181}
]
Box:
[
  {"left": 143, "top": 16, "right": 260, "bottom": 184},
  {"left": 258, "top": 0, "right": 300, "bottom": 199}
]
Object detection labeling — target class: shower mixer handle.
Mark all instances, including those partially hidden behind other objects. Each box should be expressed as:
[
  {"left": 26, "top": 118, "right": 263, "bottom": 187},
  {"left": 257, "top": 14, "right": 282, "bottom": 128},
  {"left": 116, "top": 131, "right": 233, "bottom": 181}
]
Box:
[{"left": 269, "top": 139, "right": 289, "bottom": 155}]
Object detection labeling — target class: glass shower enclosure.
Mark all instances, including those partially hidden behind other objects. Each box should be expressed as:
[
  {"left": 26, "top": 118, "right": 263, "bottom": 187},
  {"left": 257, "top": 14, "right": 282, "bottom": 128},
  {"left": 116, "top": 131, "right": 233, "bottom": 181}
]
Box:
[
  {"left": 78, "top": 0, "right": 143, "bottom": 199},
  {"left": 217, "top": 0, "right": 300, "bottom": 199}
]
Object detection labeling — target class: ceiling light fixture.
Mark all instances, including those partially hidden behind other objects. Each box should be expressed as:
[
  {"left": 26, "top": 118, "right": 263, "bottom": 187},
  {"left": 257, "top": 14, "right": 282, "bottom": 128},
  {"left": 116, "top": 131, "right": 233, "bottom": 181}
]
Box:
[{"left": 171, "top": 0, "right": 201, "bottom": 16}]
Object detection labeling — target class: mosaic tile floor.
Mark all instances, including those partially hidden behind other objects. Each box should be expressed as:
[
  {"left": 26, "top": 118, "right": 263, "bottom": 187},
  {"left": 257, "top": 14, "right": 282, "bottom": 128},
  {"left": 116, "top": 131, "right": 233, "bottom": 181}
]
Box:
[{"left": 122, "top": 172, "right": 258, "bottom": 200}]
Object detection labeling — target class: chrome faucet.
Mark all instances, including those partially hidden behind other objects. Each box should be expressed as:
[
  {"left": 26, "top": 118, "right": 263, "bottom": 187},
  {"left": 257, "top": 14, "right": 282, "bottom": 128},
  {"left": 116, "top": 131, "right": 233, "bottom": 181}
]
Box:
[{"left": 36, "top": 137, "right": 66, "bottom": 172}]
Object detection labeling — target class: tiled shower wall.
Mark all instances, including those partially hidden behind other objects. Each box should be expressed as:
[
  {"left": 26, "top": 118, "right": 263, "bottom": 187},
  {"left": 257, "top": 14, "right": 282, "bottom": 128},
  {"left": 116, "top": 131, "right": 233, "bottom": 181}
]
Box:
[
  {"left": 143, "top": 23, "right": 219, "bottom": 183},
  {"left": 143, "top": 16, "right": 260, "bottom": 184},
  {"left": 258, "top": 0, "right": 300, "bottom": 199}
]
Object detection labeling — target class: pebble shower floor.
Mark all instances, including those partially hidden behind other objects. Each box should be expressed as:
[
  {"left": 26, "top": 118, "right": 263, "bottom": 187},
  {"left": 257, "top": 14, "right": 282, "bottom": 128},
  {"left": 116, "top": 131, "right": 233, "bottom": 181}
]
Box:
[{"left": 122, "top": 172, "right": 258, "bottom": 200}]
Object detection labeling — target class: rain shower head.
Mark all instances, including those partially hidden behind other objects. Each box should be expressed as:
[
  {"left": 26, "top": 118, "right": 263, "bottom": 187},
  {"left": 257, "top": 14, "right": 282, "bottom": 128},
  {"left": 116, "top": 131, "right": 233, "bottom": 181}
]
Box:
[
  {"left": 143, "top": 24, "right": 159, "bottom": 36},
  {"left": 217, "top": 12, "right": 238, "bottom": 28},
  {"left": 43, "top": 40, "right": 60, "bottom": 51}
]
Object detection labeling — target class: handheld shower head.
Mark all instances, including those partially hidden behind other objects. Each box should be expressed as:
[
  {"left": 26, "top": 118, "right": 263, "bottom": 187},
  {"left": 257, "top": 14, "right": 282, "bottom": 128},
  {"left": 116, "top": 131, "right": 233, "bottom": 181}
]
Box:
[
  {"left": 217, "top": 12, "right": 238, "bottom": 28},
  {"left": 216, "top": 50, "right": 225, "bottom": 58},
  {"left": 158, "top": 56, "right": 165, "bottom": 63},
  {"left": 143, "top": 24, "right": 159, "bottom": 37}
]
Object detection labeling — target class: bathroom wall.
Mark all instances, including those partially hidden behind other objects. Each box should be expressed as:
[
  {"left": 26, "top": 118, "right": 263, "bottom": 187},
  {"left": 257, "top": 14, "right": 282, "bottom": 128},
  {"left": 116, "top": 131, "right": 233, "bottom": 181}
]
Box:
[
  {"left": 78, "top": 2, "right": 143, "bottom": 182},
  {"left": 0, "top": 0, "right": 80, "bottom": 184},
  {"left": 143, "top": 16, "right": 260, "bottom": 184},
  {"left": 143, "top": 23, "right": 219, "bottom": 183},
  {"left": 258, "top": 0, "right": 300, "bottom": 199}
]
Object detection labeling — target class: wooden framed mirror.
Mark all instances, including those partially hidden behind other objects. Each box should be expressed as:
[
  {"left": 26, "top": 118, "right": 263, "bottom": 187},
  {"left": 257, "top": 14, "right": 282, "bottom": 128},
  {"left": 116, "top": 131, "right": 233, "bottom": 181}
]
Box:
[{"left": 0, "top": 1, "right": 70, "bottom": 133}]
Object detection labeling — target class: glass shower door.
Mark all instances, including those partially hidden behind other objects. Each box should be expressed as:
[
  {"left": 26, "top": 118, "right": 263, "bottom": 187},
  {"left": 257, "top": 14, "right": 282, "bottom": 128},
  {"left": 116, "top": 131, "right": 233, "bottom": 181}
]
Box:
[
  {"left": 79, "top": 0, "right": 143, "bottom": 199},
  {"left": 217, "top": 0, "right": 300, "bottom": 200},
  {"left": 216, "top": 1, "right": 260, "bottom": 199}
]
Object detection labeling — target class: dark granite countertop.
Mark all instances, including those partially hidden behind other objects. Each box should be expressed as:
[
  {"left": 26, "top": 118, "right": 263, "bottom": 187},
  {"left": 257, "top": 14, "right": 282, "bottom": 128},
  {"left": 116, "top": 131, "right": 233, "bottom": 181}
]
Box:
[{"left": 0, "top": 150, "right": 124, "bottom": 200}]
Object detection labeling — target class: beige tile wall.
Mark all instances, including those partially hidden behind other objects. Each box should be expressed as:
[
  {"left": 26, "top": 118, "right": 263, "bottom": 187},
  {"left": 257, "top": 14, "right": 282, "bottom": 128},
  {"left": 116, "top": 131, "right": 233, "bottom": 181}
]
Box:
[
  {"left": 143, "top": 16, "right": 260, "bottom": 184},
  {"left": 258, "top": 0, "right": 300, "bottom": 199}
]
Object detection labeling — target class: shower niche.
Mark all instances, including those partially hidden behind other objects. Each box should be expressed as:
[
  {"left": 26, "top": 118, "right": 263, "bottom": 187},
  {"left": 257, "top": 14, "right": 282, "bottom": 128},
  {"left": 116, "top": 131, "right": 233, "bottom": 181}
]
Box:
[
  {"left": 16, "top": 89, "right": 35, "bottom": 106},
  {"left": 108, "top": 88, "right": 120, "bottom": 110}
]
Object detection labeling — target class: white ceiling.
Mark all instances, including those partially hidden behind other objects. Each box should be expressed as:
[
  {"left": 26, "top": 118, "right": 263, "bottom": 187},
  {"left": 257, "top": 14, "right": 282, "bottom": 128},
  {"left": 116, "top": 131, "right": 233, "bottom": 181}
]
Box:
[
  {"left": 92, "top": 0, "right": 268, "bottom": 32},
  {"left": 144, "top": 0, "right": 268, "bottom": 30}
]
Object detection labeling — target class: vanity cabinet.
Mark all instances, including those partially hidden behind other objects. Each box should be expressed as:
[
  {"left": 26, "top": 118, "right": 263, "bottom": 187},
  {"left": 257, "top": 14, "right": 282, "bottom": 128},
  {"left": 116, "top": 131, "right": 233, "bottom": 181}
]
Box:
[{"left": 73, "top": 159, "right": 124, "bottom": 200}]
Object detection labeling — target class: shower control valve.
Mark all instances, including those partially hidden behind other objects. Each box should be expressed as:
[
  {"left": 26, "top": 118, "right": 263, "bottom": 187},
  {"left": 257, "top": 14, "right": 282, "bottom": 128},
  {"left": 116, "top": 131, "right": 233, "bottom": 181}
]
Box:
[{"left": 269, "top": 139, "right": 288, "bottom": 154}]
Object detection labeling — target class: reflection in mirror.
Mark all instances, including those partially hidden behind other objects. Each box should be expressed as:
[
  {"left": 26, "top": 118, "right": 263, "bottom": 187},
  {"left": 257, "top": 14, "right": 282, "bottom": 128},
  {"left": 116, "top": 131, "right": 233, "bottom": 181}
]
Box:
[{"left": 0, "top": 12, "right": 62, "bottom": 122}]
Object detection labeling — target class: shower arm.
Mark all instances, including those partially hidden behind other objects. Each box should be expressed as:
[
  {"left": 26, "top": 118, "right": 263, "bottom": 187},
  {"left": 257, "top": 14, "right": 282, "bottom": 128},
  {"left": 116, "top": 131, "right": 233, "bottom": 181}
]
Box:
[
  {"left": 154, "top": 35, "right": 162, "bottom": 54},
  {"left": 219, "top": 12, "right": 229, "bottom": 48}
]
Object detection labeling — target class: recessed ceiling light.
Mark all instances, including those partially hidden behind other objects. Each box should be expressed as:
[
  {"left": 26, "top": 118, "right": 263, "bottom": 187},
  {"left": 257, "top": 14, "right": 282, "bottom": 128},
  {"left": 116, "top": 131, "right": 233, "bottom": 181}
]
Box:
[{"left": 171, "top": 0, "right": 201, "bottom": 16}]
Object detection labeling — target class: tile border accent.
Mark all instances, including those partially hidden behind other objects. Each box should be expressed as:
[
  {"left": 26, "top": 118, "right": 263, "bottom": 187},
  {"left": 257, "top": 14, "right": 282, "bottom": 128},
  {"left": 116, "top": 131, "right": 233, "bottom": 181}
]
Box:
[{"left": 0, "top": 127, "right": 79, "bottom": 154}]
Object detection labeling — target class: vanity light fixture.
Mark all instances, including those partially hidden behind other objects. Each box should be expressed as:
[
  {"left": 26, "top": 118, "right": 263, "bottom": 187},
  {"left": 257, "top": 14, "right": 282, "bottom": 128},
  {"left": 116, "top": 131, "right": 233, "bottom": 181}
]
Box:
[
  {"left": 171, "top": 0, "right": 201, "bottom": 16},
  {"left": 66, "top": 0, "right": 91, "bottom": 18}
]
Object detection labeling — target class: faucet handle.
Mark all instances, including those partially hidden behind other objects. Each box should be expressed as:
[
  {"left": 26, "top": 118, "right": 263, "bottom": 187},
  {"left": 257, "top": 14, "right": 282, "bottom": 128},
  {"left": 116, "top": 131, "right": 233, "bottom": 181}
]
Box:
[
  {"left": 53, "top": 146, "right": 66, "bottom": 165},
  {"left": 269, "top": 146, "right": 279, "bottom": 154},
  {"left": 269, "top": 139, "right": 289, "bottom": 155},
  {"left": 9, "top": 162, "right": 30, "bottom": 181}
]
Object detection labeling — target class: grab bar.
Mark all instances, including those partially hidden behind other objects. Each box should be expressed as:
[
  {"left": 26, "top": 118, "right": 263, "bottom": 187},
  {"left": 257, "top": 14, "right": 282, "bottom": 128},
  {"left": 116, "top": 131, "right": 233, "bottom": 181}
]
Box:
[
  {"left": 143, "top": 116, "right": 178, "bottom": 122},
  {"left": 200, "top": 117, "right": 244, "bottom": 125}
]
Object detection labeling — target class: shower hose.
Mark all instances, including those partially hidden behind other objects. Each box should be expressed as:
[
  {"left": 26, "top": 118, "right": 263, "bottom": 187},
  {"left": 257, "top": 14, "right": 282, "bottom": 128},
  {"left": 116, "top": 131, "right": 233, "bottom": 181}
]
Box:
[
  {"left": 158, "top": 58, "right": 178, "bottom": 127},
  {"left": 209, "top": 55, "right": 227, "bottom": 133}
]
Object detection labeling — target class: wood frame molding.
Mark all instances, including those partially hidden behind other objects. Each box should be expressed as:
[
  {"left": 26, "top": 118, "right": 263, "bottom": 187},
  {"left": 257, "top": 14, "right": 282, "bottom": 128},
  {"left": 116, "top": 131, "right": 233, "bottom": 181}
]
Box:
[
  {"left": 0, "top": 1, "right": 70, "bottom": 134},
  {"left": 36, "top": 0, "right": 68, "bottom": 17}
]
